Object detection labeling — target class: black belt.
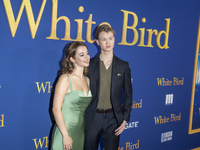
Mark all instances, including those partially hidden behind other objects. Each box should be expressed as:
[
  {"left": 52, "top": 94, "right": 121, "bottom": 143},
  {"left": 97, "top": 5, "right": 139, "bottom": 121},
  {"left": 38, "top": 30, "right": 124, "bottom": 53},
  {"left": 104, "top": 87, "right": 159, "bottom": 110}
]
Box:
[{"left": 96, "top": 108, "right": 113, "bottom": 114}]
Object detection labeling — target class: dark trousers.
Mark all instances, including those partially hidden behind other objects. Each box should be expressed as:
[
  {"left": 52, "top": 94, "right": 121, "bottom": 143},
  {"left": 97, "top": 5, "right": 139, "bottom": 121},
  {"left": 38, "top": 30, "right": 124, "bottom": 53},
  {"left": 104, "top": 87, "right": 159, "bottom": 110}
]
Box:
[{"left": 84, "top": 112, "right": 120, "bottom": 150}]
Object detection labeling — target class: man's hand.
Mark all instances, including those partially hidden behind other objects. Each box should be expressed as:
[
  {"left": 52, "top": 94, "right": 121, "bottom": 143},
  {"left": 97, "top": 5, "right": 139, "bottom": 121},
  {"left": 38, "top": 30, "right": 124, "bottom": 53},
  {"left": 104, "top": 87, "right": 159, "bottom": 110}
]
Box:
[{"left": 114, "top": 120, "right": 126, "bottom": 136}]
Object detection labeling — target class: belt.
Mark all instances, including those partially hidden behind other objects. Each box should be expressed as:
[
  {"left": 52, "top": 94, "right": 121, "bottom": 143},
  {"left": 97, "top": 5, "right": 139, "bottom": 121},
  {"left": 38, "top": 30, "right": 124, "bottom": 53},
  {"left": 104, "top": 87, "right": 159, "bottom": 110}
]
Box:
[{"left": 96, "top": 108, "right": 113, "bottom": 114}]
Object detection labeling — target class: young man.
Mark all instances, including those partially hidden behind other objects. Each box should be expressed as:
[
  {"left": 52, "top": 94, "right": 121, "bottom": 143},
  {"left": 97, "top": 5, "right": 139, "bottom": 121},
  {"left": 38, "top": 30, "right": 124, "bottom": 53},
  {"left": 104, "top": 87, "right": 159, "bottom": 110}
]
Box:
[{"left": 85, "top": 24, "right": 133, "bottom": 150}]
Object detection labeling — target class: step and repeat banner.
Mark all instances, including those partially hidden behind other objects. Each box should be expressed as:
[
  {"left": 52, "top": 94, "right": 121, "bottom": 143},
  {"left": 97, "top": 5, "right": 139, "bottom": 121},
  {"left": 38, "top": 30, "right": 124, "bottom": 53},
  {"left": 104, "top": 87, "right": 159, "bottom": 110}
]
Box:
[{"left": 1, "top": 0, "right": 200, "bottom": 150}]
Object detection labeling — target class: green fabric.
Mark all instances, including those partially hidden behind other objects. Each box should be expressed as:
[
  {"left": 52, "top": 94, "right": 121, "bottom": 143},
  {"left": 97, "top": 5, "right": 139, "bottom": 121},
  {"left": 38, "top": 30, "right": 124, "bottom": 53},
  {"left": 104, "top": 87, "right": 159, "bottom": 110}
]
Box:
[
  {"left": 51, "top": 74, "right": 92, "bottom": 150},
  {"left": 97, "top": 60, "right": 112, "bottom": 109}
]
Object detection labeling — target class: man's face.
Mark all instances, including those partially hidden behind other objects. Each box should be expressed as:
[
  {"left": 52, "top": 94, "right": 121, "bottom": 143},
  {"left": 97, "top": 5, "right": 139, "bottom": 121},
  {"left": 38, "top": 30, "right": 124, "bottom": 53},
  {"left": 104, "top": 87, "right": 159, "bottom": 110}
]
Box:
[{"left": 96, "top": 31, "right": 115, "bottom": 53}]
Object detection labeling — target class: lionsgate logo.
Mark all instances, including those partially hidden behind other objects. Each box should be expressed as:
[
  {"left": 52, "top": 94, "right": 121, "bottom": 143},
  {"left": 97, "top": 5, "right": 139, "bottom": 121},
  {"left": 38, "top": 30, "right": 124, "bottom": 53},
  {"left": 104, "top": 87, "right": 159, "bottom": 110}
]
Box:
[
  {"left": 165, "top": 94, "right": 173, "bottom": 105},
  {"left": 161, "top": 131, "right": 173, "bottom": 143},
  {"left": 125, "top": 121, "right": 139, "bottom": 130}
]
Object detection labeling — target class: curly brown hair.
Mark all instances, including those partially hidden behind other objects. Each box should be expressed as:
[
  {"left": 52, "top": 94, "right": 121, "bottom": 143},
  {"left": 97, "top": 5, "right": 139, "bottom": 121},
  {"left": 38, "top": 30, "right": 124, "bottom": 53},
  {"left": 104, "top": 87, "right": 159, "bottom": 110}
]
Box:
[{"left": 59, "top": 42, "right": 89, "bottom": 75}]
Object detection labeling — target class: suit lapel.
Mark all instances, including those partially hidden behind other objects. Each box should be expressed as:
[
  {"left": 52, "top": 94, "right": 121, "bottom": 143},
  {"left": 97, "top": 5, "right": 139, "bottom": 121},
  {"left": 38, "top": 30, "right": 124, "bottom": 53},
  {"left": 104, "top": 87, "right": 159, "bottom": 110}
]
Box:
[
  {"left": 91, "top": 55, "right": 100, "bottom": 97},
  {"left": 111, "top": 55, "right": 119, "bottom": 102}
]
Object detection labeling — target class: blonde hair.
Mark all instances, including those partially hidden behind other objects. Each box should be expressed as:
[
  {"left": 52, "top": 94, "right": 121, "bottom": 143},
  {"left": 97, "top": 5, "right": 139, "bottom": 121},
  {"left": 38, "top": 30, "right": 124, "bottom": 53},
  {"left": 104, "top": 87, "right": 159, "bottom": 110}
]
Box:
[{"left": 95, "top": 24, "right": 116, "bottom": 39}]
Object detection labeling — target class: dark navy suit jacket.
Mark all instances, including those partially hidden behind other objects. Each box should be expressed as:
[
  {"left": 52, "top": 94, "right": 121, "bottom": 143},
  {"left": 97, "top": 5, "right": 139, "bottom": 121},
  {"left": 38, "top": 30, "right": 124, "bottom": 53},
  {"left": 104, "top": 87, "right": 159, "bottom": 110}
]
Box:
[{"left": 85, "top": 54, "right": 132, "bottom": 130}]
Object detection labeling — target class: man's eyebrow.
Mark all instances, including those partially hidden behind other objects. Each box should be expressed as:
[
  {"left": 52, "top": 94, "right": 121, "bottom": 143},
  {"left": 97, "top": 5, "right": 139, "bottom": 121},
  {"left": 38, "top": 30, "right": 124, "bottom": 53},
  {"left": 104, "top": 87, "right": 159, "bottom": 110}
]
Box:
[{"left": 100, "top": 36, "right": 113, "bottom": 39}]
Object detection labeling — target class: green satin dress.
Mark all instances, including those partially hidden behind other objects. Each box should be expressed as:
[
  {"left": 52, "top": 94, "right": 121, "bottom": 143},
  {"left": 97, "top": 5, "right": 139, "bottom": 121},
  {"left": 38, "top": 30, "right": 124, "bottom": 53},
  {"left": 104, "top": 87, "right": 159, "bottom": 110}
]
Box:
[{"left": 51, "top": 74, "right": 92, "bottom": 150}]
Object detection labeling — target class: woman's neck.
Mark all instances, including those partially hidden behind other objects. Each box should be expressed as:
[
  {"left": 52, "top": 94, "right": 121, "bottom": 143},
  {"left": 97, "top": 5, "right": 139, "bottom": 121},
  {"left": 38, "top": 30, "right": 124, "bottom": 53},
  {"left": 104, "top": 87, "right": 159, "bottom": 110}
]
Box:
[{"left": 71, "top": 67, "right": 84, "bottom": 78}]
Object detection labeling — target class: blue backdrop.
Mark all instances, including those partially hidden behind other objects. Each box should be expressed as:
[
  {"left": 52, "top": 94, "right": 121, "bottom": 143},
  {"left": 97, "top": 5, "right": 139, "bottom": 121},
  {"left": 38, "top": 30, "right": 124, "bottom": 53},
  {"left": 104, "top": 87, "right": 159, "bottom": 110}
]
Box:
[{"left": 1, "top": 0, "right": 200, "bottom": 150}]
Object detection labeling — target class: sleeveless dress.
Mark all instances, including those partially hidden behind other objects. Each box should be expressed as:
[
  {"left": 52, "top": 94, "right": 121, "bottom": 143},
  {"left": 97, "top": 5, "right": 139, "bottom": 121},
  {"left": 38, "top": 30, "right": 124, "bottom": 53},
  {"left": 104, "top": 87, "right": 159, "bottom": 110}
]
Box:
[{"left": 51, "top": 74, "right": 92, "bottom": 150}]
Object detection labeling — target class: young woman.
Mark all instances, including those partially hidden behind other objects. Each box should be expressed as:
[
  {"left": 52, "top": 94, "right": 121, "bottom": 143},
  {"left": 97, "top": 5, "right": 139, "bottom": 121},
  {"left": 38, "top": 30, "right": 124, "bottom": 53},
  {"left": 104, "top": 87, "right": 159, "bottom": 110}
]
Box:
[{"left": 51, "top": 42, "right": 92, "bottom": 150}]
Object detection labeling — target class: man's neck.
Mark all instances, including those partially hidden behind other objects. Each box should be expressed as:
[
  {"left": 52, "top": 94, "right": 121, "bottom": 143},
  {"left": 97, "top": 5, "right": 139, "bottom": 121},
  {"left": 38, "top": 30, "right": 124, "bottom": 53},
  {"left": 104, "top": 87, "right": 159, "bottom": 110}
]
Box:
[
  {"left": 99, "top": 52, "right": 113, "bottom": 62},
  {"left": 99, "top": 52, "right": 113, "bottom": 70}
]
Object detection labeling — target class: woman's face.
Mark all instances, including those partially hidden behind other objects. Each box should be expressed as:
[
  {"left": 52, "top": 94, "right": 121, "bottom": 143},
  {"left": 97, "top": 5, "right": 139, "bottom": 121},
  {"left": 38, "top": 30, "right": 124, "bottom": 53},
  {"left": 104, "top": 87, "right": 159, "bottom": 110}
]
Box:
[{"left": 73, "top": 46, "right": 90, "bottom": 67}]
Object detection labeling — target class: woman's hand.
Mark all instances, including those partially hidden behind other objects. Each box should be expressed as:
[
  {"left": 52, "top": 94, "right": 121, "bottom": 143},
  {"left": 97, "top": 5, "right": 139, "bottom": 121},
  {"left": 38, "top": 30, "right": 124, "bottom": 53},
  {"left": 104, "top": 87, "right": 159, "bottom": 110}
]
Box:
[{"left": 63, "top": 134, "right": 73, "bottom": 150}]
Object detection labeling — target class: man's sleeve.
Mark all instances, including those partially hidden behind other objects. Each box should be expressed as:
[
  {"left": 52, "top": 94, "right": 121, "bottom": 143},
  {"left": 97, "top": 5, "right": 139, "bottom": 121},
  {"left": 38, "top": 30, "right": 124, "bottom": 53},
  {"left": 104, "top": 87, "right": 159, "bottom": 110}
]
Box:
[{"left": 123, "top": 62, "right": 133, "bottom": 121}]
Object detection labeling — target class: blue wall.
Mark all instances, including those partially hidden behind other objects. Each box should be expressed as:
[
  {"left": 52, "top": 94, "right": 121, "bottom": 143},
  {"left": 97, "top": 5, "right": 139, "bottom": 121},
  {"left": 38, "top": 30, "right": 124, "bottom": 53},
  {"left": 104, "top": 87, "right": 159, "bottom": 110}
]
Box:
[{"left": 0, "top": 0, "right": 200, "bottom": 149}]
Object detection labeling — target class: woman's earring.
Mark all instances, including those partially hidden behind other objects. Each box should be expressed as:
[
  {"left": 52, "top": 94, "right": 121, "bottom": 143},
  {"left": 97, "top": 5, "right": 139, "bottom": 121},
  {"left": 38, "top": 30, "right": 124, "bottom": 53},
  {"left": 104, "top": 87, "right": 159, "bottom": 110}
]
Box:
[{"left": 73, "top": 62, "right": 76, "bottom": 66}]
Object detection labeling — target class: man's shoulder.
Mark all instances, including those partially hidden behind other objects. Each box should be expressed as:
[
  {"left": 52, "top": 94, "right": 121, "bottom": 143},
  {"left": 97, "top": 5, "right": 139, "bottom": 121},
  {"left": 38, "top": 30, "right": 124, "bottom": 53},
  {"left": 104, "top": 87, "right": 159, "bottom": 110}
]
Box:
[
  {"left": 90, "top": 55, "right": 99, "bottom": 62},
  {"left": 114, "top": 55, "right": 129, "bottom": 65},
  {"left": 88, "top": 55, "right": 99, "bottom": 70}
]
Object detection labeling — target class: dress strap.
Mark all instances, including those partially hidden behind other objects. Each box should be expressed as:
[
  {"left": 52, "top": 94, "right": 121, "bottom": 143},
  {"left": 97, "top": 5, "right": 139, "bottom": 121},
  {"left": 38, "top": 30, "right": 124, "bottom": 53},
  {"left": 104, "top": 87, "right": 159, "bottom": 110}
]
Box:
[
  {"left": 66, "top": 74, "right": 73, "bottom": 91},
  {"left": 85, "top": 76, "right": 90, "bottom": 89}
]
